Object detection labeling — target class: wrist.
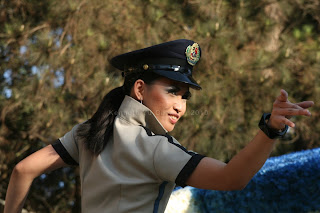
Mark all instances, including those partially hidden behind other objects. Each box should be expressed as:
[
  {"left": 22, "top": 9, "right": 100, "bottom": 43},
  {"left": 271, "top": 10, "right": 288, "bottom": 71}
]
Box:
[{"left": 259, "top": 113, "right": 288, "bottom": 139}]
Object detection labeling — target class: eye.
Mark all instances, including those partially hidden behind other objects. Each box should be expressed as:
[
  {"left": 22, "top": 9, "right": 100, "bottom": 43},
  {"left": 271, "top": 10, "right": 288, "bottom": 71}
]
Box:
[
  {"left": 182, "top": 91, "right": 192, "bottom": 100},
  {"left": 167, "top": 87, "right": 180, "bottom": 95},
  {"left": 169, "top": 90, "right": 177, "bottom": 95}
]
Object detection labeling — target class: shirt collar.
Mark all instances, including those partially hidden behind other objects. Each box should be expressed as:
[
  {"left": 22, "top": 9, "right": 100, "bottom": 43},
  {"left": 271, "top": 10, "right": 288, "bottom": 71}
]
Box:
[{"left": 117, "top": 95, "right": 168, "bottom": 135}]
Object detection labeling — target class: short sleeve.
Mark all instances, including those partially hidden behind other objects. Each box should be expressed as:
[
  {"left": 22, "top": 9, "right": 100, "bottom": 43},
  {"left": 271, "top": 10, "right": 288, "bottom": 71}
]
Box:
[
  {"left": 52, "top": 124, "right": 80, "bottom": 165},
  {"left": 153, "top": 135, "right": 204, "bottom": 187}
]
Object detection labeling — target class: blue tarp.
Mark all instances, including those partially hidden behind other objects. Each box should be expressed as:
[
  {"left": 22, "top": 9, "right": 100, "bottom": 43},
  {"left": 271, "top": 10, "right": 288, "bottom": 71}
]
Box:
[{"left": 173, "top": 148, "right": 320, "bottom": 213}]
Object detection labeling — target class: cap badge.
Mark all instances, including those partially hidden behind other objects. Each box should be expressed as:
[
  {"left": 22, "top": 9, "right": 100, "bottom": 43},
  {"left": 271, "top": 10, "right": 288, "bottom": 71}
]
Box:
[
  {"left": 185, "top": 43, "right": 200, "bottom": 66},
  {"left": 143, "top": 64, "right": 149, "bottom": 70}
]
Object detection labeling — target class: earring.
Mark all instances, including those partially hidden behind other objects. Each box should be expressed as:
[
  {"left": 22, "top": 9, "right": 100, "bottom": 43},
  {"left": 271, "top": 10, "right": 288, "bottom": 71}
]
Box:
[{"left": 140, "top": 99, "right": 143, "bottom": 104}]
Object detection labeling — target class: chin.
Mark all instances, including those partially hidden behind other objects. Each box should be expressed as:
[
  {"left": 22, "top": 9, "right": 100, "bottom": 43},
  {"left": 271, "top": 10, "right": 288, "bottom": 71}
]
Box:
[{"left": 165, "top": 125, "right": 175, "bottom": 132}]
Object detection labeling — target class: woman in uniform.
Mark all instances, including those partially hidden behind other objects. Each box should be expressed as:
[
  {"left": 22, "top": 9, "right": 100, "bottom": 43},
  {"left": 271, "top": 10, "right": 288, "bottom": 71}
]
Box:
[{"left": 4, "top": 39, "right": 314, "bottom": 213}]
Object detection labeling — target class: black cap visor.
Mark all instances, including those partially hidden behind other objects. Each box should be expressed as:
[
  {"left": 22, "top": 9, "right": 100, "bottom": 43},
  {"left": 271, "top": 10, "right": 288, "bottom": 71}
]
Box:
[{"left": 151, "top": 69, "right": 201, "bottom": 90}]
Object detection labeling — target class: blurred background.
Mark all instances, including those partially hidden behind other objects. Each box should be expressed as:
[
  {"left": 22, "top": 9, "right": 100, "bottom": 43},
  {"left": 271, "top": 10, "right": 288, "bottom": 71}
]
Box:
[{"left": 0, "top": 0, "right": 319, "bottom": 212}]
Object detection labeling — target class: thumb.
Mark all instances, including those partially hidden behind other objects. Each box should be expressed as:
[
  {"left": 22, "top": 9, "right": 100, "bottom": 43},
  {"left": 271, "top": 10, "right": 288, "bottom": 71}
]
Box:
[{"left": 277, "top": 89, "right": 288, "bottom": 102}]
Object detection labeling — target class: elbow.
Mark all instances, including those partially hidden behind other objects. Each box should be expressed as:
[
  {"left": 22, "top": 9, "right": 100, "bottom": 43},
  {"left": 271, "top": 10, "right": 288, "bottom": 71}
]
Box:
[
  {"left": 13, "top": 162, "right": 26, "bottom": 176},
  {"left": 222, "top": 179, "right": 249, "bottom": 191},
  {"left": 231, "top": 183, "right": 248, "bottom": 191},
  {"left": 203, "top": 179, "right": 249, "bottom": 191},
  {"left": 12, "top": 162, "right": 35, "bottom": 180},
  {"left": 231, "top": 180, "right": 251, "bottom": 190},
  {"left": 222, "top": 184, "right": 247, "bottom": 191}
]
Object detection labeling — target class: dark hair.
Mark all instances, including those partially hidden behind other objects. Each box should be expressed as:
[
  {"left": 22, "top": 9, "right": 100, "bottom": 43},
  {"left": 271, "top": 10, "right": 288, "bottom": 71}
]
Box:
[{"left": 76, "top": 71, "right": 160, "bottom": 155}]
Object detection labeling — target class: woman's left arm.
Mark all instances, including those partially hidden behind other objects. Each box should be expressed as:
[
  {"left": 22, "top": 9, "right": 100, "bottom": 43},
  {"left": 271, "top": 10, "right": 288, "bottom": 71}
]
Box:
[
  {"left": 186, "top": 89, "right": 314, "bottom": 190},
  {"left": 4, "top": 145, "right": 67, "bottom": 213}
]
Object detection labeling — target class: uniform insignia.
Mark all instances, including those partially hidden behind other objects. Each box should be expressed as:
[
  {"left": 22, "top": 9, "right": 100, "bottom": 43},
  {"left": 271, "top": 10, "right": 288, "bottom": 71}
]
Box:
[{"left": 185, "top": 43, "right": 200, "bottom": 66}]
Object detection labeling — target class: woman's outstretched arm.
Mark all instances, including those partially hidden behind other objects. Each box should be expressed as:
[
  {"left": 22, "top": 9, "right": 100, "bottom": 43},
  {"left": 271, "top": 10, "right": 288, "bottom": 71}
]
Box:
[
  {"left": 4, "top": 144, "right": 67, "bottom": 213},
  {"left": 186, "top": 89, "right": 314, "bottom": 190}
]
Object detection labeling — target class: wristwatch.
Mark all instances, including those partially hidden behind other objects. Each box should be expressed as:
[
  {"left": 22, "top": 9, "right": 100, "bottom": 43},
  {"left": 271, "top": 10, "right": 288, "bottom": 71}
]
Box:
[{"left": 259, "top": 113, "right": 288, "bottom": 139}]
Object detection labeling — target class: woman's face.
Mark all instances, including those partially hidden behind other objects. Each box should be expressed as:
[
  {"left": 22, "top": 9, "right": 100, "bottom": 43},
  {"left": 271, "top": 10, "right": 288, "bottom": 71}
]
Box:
[{"left": 142, "top": 77, "right": 191, "bottom": 132}]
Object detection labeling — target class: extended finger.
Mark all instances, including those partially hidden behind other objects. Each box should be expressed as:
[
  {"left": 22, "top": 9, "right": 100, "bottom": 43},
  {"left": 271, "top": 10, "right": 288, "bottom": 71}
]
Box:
[
  {"left": 271, "top": 115, "right": 295, "bottom": 128},
  {"left": 295, "top": 101, "right": 314, "bottom": 109},
  {"left": 277, "top": 89, "right": 288, "bottom": 102},
  {"left": 280, "top": 117, "right": 295, "bottom": 128},
  {"left": 273, "top": 108, "right": 311, "bottom": 116},
  {"left": 273, "top": 102, "right": 303, "bottom": 109}
]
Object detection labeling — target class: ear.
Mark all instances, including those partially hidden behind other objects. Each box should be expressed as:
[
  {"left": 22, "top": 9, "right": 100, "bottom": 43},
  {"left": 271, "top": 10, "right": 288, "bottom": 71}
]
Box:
[{"left": 130, "top": 79, "right": 145, "bottom": 101}]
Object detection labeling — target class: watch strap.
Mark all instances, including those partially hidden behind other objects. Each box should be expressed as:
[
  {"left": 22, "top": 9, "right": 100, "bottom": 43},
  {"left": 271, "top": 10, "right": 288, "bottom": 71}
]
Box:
[{"left": 259, "top": 113, "right": 289, "bottom": 139}]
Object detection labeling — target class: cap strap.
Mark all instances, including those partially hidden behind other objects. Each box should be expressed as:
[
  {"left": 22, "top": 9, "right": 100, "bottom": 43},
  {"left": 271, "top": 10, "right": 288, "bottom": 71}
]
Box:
[{"left": 146, "top": 64, "right": 192, "bottom": 75}]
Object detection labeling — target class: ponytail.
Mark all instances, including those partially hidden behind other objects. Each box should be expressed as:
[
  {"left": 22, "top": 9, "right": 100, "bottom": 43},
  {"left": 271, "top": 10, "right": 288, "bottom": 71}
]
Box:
[{"left": 76, "top": 87, "right": 125, "bottom": 155}]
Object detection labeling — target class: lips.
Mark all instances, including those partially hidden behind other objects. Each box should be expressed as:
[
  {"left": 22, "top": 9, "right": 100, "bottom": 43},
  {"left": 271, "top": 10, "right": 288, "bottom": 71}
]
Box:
[{"left": 168, "top": 113, "right": 179, "bottom": 124}]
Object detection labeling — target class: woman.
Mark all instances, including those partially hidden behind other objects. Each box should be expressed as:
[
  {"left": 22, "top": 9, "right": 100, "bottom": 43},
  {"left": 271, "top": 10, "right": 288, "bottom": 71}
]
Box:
[{"left": 4, "top": 39, "right": 314, "bottom": 213}]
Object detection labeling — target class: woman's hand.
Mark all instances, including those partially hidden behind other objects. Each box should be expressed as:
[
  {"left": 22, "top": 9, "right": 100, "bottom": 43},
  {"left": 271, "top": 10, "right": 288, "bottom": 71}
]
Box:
[
  {"left": 186, "top": 90, "right": 314, "bottom": 191},
  {"left": 268, "top": 89, "right": 314, "bottom": 130}
]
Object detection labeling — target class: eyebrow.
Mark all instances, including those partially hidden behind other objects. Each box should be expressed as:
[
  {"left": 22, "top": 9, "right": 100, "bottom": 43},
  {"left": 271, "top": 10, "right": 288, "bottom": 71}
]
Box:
[
  {"left": 165, "top": 84, "right": 191, "bottom": 97},
  {"left": 168, "top": 85, "right": 181, "bottom": 91},
  {"left": 168, "top": 85, "right": 191, "bottom": 99}
]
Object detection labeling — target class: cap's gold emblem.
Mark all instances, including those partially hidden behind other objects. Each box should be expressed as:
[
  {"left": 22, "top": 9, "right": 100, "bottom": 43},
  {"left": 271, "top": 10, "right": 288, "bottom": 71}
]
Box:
[
  {"left": 143, "top": 64, "right": 149, "bottom": 70},
  {"left": 185, "top": 43, "right": 200, "bottom": 66}
]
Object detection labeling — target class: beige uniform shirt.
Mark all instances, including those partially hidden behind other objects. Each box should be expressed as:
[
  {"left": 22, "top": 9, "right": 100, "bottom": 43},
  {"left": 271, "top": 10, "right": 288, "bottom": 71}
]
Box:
[{"left": 52, "top": 96, "right": 204, "bottom": 213}]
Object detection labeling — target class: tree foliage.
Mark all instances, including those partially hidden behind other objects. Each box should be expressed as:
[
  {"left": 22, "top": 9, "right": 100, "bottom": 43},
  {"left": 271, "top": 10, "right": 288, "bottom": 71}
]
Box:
[{"left": 0, "top": 0, "right": 319, "bottom": 212}]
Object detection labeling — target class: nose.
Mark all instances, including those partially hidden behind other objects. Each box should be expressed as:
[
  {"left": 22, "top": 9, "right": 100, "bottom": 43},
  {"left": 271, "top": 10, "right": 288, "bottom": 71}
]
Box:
[{"left": 173, "top": 101, "right": 183, "bottom": 113}]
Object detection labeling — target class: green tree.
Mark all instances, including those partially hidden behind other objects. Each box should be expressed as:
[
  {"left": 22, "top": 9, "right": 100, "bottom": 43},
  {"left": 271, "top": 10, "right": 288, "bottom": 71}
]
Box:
[{"left": 1, "top": 0, "right": 319, "bottom": 212}]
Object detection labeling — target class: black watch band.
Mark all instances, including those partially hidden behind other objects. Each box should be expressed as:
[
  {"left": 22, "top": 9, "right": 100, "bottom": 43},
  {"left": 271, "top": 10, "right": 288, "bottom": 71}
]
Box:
[{"left": 259, "top": 113, "right": 288, "bottom": 139}]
